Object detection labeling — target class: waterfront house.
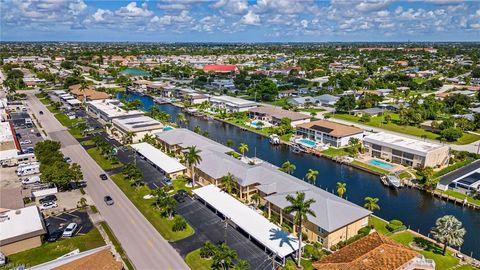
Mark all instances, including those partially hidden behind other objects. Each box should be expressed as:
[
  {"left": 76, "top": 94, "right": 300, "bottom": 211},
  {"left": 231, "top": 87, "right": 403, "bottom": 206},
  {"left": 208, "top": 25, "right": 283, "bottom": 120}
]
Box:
[
  {"left": 363, "top": 132, "right": 450, "bottom": 168},
  {"left": 437, "top": 159, "right": 480, "bottom": 192},
  {"left": 248, "top": 106, "right": 310, "bottom": 127},
  {"left": 296, "top": 120, "right": 364, "bottom": 148},
  {"left": 312, "top": 232, "right": 435, "bottom": 270},
  {"left": 69, "top": 84, "right": 110, "bottom": 101},
  {"left": 203, "top": 64, "right": 239, "bottom": 74},
  {"left": 209, "top": 95, "right": 257, "bottom": 112},
  {"left": 109, "top": 115, "right": 164, "bottom": 143},
  {"left": 155, "top": 129, "right": 371, "bottom": 249},
  {"left": 316, "top": 94, "right": 340, "bottom": 106},
  {"left": 86, "top": 99, "right": 144, "bottom": 123}
]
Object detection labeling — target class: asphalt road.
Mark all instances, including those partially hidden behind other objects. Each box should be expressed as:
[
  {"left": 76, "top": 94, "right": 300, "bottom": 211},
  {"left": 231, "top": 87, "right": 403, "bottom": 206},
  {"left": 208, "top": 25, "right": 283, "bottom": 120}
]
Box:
[{"left": 26, "top": 91, "right": 189, "bottom": 270}]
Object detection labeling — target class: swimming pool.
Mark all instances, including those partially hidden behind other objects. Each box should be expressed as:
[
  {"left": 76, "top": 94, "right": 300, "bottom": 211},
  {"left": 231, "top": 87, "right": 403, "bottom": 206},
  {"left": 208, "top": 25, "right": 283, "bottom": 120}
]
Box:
[
  {"left": 163, "top": 126, "right": 174, "bottom": 131},
  {"left": 250, "top": 121, "right": 263, "bottom": 128},
  {"left": 368, "top": 159, "right": 394, "bottom": 170},
  {"left": 297, "top": 138, "right": 317, "bottom": 148}
]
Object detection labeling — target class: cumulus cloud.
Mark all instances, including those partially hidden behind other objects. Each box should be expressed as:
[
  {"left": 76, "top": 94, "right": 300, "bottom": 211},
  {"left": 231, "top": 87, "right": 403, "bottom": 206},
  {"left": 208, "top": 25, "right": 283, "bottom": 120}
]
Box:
[
  {"left": 115, "top": 2, "right": 153, "bottom": 17},
  {"left": 240, "top": 10, "right": 260, "bottom": 25}
]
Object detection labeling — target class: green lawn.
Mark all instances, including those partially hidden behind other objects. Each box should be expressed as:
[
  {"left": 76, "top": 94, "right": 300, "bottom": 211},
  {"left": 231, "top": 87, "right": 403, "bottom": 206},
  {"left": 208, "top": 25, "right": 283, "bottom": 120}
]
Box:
[
  {"left": 68, "top": 127, "right": 85, "bottom": 139},
  {"left": 331, "top": 113, "right": 480, "bottom": 145},
  {"left": 80, "top": 139, "right": 96, "bottom": 146},
  {"left": 173, "top": 176, "right": 192, "bottom": 195},
  {"left": 54, "top": 113, "right": 84, "bottom": 127},
  {"left": 390, "top": 231, "right": 459, "bottom": 270},
  {"left": 46, "top": 104, "right": 60, "bottom": 113},
  {"left": 99, "top": 221, "right": 134, "bottom": 270},
  {"left": 3, "top": 228, "right": 105, "bottom": 269},
  {"left": 86, "top": 147, "right": 123, "bottom": 170},
  {"left": 351, "top": 160, "right": 390, "bottom": 175},
  {"left": 110, "top": 173, "right": 194, "bottom": 241},
  {"left": 320, "top": 147, "right": 350, "bottom": 158},
  {"left": 368, "top": 215, "right": 390, "bottom": 235},
  {"left": 185, "top": 248, "right": 213, "bottom": 270},
  {"left": 39, "top": 98, "right": 50, "bottom": 105}
]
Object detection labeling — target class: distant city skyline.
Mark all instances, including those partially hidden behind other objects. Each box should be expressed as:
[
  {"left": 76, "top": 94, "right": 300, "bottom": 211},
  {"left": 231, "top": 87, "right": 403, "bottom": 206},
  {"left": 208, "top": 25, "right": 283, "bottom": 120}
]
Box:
[{"left": 1, "top": 0, "right": 480, "bottom": 42}]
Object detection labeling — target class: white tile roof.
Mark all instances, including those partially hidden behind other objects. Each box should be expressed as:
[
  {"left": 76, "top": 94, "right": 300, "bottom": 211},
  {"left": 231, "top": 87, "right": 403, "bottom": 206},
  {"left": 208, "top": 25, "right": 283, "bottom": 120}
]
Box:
[{"left": 131, "top": 142, "right": 186, "bottom": 174}]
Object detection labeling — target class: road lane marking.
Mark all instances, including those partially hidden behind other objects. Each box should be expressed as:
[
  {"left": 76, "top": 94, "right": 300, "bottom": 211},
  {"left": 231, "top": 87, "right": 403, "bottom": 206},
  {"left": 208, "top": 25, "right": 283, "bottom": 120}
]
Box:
[{"left": 130, "top": 218, "right": 137, "bottom": 225}]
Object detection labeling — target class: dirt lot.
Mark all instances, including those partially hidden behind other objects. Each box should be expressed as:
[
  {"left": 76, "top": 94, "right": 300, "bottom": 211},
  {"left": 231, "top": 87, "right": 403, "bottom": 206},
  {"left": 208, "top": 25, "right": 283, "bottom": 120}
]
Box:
[{"left": 0, "top": 166, "right": 22, "bottom": 189}]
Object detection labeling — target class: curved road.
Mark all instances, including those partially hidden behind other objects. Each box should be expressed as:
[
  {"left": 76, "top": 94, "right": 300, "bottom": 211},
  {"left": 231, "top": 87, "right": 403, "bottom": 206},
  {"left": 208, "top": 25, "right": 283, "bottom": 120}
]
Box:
[{"left": 26, "top": 91, "right": 189, "bottom": 270}]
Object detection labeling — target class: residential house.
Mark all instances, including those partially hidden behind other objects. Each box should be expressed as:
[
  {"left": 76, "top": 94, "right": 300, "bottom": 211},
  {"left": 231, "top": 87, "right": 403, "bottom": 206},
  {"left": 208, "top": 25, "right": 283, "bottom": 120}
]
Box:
[
  {"left": 278, "top": 89, "right": 298, "bottom": 98},
  {"left": 316, "top": 94, "right": 340, "bottom": 106},
  {"left": 363, "top": 132, "right": 450, "bottom": 168},
  {"left": 248, "top": 106, "right": 310, "bottom": 127},
  {"left": 296, "top": 120, "right": 364, "bottom": 148},
  {"left": 109, "top": 115, "right": 164, "bottom": 143},
  {"left": 203, "top": 64, "right": 239, "bottom": 74},
  {"left": 437, "top": 160, "right": 480, "bottom": 191},
  {"left": 86, "top": 99, "right": 144, "bottom": 123},
  {"left": 69, "top": 84, "right": 110, "bottom": 101},
  {"left": 209, "top": 95, "right": 257, "bottom": 112}
]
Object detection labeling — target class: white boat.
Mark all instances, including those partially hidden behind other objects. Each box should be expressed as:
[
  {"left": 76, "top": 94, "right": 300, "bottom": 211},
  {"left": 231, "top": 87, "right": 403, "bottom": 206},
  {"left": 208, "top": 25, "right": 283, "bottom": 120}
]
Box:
[
  {"left": 382, "top": 175, "right": 402, "bottom": 189},
  {"left": 269, "top": 134, "right": 280, "bottom": 145},
  {"left": 291, "top": 144, "right": 303, "bottom": 154}
]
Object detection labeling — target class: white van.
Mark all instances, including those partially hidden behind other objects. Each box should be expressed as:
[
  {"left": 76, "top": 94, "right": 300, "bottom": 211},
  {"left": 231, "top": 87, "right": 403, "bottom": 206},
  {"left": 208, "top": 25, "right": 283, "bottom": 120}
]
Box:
[
  {"left": 22, "top": 175, "right": 41, "bottom": 185},
  {"left": 16, "top": 164, "right": 40, "bottom": 176},
  {"left": 17, "top": 162, "right": 40, "bottom": 170}
]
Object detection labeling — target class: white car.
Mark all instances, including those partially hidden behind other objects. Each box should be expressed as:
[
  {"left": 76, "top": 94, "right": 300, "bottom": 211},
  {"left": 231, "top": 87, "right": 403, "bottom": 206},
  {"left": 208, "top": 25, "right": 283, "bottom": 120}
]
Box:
[
  {"left": 20, "top": 140, "right": 32, "bottom": 145},
  {"left": 39, "top": 201, "right": 58, "bottom": 210},
  {"left": 63, "top": 223, "right": 78, "bottom": 237}
]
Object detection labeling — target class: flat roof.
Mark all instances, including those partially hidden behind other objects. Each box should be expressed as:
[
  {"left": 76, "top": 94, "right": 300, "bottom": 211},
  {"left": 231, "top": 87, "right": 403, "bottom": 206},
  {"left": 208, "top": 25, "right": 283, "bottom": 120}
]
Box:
[
  {"left": 113, "top": 115, "right": 163, "bottom": 132},
  {"left": 296, "top": 120, "right": 363, "bottom": 137},
  {"left": 193, "top": 185, "right": 302, "bottom": 258},
  {"left": 0, "top": 122, "right": 15, "bottom": 143},
  {"left": 209, "top": 95, "right": 257, "bottom": 107},
  {"left": 249, "top": 106, "right": 310, "bottom": 121},
  {"left": 363, "top": 132, "right": 448, "bottom": 156},
  {"left": 0, "top": 205, "right": 46, "bottom": 245},
  {"left": 66, "top": 99, "right": 81, "bottom": 105},
  {"left": 131, "top": 142, "right": 186, "bottom": 174},
  {"left": 439, "top": 160, "right": 480, "bottom": 187},
  {"left": 87, "top": 99, "right": 144, "bottom": 118}
]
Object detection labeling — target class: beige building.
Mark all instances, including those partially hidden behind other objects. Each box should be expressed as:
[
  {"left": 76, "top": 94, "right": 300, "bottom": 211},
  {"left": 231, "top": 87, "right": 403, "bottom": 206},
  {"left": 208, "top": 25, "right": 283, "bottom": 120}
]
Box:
[
  {"left": 248, "top": 106, "right": 311, "bottom": 127},
  {"left": 0, "top": 206, "right": 47, "bottom": 255},
  {"left": 363, "top": 132, "right": 450, "bottom": 168},
  {"left": 155, "top": 129, "right": 371, "bottom": 249},
  {"left": 109, "top": 115, "right": 164, "bottom": 143}
]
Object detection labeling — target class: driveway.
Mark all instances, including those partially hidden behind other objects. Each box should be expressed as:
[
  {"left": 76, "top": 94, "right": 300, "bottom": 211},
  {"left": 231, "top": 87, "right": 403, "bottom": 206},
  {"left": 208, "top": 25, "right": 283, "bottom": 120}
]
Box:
[
  {"left": 26, "top": 91, "right": 189, "bottom": 270},
  {"left": 173, "top": 197, "right": 276, "bottom": 270}
]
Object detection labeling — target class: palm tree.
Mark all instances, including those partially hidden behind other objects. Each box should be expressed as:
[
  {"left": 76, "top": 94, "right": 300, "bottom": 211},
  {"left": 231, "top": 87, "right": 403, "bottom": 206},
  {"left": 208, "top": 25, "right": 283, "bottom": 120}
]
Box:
[
  {"left": 251, "top": 193, "right": 261, "bottom": 206},
  {"left": 364, "top": 197, "right": 380, "bottom": 212},
  {"left": 284, "top": 192, "right": 316, "bottom": 268},
  {"left": 305, "top": 169, "right": 318, "bottom": 185},
  {"left": 281, "top": 161, "right": 296, "bottom": 175},
  {"left": 185, "top": 146, "right": 202, "bottom": 187},
  {"left": 152, "top": 187, "right": 168, "bottom": 210},
  {"left": 162, "top": 196, "right": 177, "bottom": 219},
  {"left": 238, "top": 143, "right": 248, "bottom": 158},
  {"left": 221, "top": 173, "right": 235, "bottom": 194},
  {"left": 177, "top": 113, "right": 188, "bottom": 127},
  {"left": 212, "top": 243, "right": 237, "bottom": 270},
  {"left": 430, "top": 215, "right": 466, "bottom": 255},
  {"left": 234, "top": 260, "right": 250, "bottom": 270},
  {"left": 79, "top": 81, "right": 88, "bottom": 102},
  {"left": 142, "top": 133, "right": 156, "bottom": 145},
  {"left": 122, "top": 131, "right": 135, "bottom": 145},
  {"left": 336, "top": 182, "right": 347, "bottom": 198}
]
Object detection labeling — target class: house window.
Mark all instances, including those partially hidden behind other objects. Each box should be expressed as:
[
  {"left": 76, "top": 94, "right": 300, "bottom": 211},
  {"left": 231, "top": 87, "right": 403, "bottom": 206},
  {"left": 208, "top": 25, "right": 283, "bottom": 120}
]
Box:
[
  {"left": 317, "top": 236, "right": 324, "bottom": 244},
  {"left": 372, "top": 144, "right": 382, "bottom": 151}
]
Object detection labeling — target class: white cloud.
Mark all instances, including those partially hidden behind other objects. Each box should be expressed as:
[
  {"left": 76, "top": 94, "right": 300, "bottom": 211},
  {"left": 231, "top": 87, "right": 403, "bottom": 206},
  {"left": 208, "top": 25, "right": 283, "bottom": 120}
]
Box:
[
  {"left": 377, "top": 10, "right": 390, "bottom": 17},
  {"left": 425, "top": 0, "right": 464, "bottom": 4},
  {"left": 115, "top": 2, "right": 153, "bottom": 17},
  {"left": 212, "top": 0, "right": 249, "bottom": 15},
  {"left": 355, "top": 0, "right": 392, "bottom": 12},
  {"left": 240, "top": 10, "right": 260, "bottom": 25}
]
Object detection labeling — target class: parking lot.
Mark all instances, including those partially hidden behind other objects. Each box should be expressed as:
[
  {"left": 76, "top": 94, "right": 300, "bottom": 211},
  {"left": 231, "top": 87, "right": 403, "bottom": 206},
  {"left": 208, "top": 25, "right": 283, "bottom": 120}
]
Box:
[
  {"left": 10, "top": 111, "right": 43, "bottom": 152},
  {"left": 45, "top": 210, "right": 94, "bottom": 236},
  {"left": 172, "top": 197, "right": 274, "bottom": 270}
]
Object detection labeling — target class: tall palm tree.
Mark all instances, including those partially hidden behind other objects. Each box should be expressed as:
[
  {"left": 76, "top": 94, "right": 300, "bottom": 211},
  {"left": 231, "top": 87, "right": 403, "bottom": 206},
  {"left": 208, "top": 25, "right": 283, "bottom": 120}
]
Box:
[
  {"left": 305, "top": 169, "right": 319, "bottom": 185},
  {"left": 430, "top": 215, "right": 466, "bottom": 255},
  {"left": 251, "top": 193, "right": 261, "bottom": 206},
  {"left": 364, "top": 197, "right": 380, "bottom": 212},
  {"left": 162, "top": 196, "right": 177, "bottom": 219},
  {"left": 177, "top": 113, "right": 188, "bottom": 127},
  {"left": 221, "top": 173, "right": 235, "bottom": 194},
  {"left": 336, "top": 182, "right": 347, "bottom": 198},
  {"left": 79, "top": 81, "right": 88, "bottom": 102},
  {"left": 284, "top": 192, "right": 316, "bottom": 268},
  {"left": 185, "top": 146, "right": 202, "bottom": 187},
  {"left": 238, "top": 143, "right": 248, "bottom": 158},
  {"left": 281, "top": 161, "right": 296, "bottom": 175},
  {"left": 122, "top": 131, "right": 135, "bottom": 145},
  {"left": 212, "top": 243, "right": 237, "bottom": 270}
]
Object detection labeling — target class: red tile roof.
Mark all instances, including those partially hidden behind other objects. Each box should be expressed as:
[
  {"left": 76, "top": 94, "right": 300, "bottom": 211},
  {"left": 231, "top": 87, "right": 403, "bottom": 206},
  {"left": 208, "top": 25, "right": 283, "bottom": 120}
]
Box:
[{"left": 203, "top": 64, "right": 239, "bottom": 73}]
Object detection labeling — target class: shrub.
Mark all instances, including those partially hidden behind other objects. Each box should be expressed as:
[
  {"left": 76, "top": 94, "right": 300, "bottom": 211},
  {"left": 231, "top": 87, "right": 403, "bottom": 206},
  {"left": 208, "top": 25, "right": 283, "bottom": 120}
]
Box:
[
  {"left": 199, "top": 241, "right": 216, "bottom": 258},
  {"left": 358, "top": 226, "right": 371, "bottom": 236},
  {"left": 172, "top": 216, "right": 187, "bottom": 232},
  {"left": 303, "top": 245, "right": 321, "bottom": 260},
  {"left": 23, "top": 197, "right": 32, "bottom": 204},
  {"left": 386, "top": 219, "right": 405, "bottom": 232}
]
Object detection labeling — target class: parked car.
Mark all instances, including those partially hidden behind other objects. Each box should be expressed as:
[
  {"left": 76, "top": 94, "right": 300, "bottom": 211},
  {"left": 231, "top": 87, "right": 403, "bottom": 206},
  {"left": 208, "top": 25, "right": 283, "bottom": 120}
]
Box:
[
  {"left": 62, "top": 223, "right": 78, "bottom": 237},
  {"left": 64, "top": 157, "right": 72, "bottom": 164},
  {"left": 100, "top": 174, "right": 108, "bottom": 180},
  {"left": 39, "top": 195, "right": 57, "bottom": 204},
  {"left": 46, "top": 230, "right": 63, "bottom": 242},
  {"left": 162, "top": 177, "right": 172, "bottom": 186},
  {"left": 174, "top": 189, "right": 188, "bottom": 203},
  {"left": 22, "top": 176, "right": 41, "bottom": 185},
  {"left": 68, "top": 181, "right": 87, "bottom": 190},
  {"left": 36, "top": 132, "right": 41, "bottom": 137},
  {"left": 39, "top": 201, "right": 58, "bottom": 210},
  {"left": 39, "top": 111, "right": 44, "bottom": 115},
  {"left": 24, "top": 147, "right": 34, "bottom": 154},
  {"left": 104, "top": 195, "right": 114, "bottom": 205},
  {"left": 20, "top": 140, "right": 32, "bottom": 145}
]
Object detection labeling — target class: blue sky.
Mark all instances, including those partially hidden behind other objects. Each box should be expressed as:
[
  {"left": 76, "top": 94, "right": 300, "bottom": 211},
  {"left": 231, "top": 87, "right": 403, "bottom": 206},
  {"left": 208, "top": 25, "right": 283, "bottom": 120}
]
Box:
[{"left": 1, "top": 0, "right": 479, "bottom": 42}]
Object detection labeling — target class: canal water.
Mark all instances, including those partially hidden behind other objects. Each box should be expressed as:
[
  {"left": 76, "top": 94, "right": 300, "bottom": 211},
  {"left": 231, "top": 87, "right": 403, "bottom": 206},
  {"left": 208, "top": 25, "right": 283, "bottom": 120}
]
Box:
[{"left": 119, "top": 92, "right": 480, "bottom": 258}]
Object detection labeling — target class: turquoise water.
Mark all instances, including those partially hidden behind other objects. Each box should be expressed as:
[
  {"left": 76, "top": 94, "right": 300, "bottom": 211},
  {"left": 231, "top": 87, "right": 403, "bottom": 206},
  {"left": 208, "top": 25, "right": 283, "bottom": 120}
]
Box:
[
  {"left": 368, "top": 159, "right": 394, "bottom": 169},
  {"left": 298, "top": 138, "right": 316, "bottom": 147},
  {"left": 163, "top": 126, "right": 174, "bottom": 131},
  {"left": 250, "top": 121, "right": 261, "bottom": 128},
  {"left": 120, "top": 68, "right": 150, "bottom": 77}
]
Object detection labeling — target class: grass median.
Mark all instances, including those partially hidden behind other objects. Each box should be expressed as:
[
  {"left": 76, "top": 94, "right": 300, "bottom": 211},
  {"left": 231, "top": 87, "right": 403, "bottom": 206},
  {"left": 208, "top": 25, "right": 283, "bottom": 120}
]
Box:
[
  {"left": 185, "top": 248, "right": 213, "bottom": 270},
  {"left": 3, "top": 228, "right": 105, "bottom": 269},
  {"left": 54, "top": 113, "right": 85, "bottom": 127},
  {"left": 110, "top": 173, "right": 194, "bottom": 241}
]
